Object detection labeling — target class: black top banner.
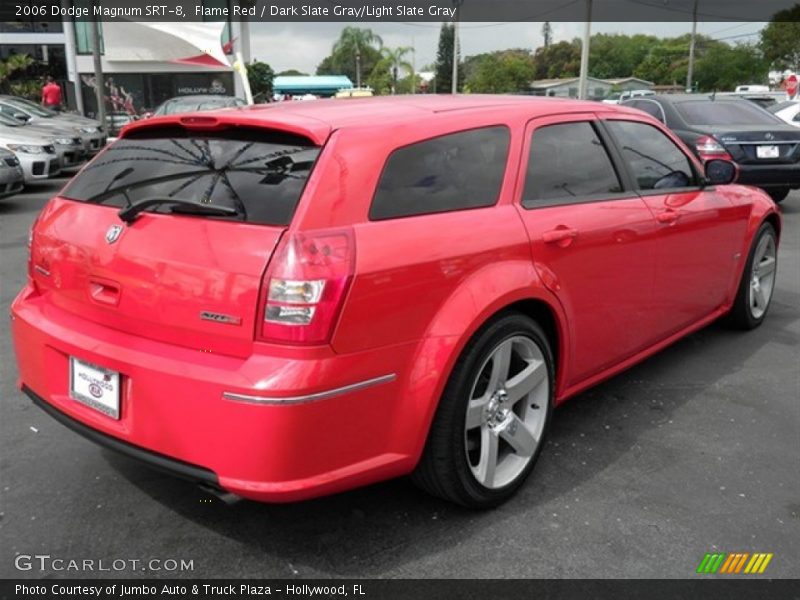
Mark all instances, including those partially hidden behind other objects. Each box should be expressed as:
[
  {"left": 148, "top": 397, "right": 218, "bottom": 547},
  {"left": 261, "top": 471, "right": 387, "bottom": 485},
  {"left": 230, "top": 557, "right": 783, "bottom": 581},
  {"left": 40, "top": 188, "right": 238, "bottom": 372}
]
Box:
[{"left": 1, "top": 0, "right": 800, "bottom": 22}]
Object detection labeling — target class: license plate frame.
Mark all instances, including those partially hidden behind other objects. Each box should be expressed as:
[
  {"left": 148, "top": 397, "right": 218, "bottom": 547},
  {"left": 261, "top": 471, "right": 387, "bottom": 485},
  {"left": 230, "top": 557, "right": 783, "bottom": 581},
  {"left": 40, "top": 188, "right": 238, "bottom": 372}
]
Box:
[
  {"left": 69, "top": 357, "right": 121, "bottom": 419},
  {"left": 756, "top": 145, "right": 780, "bottom": 159}
]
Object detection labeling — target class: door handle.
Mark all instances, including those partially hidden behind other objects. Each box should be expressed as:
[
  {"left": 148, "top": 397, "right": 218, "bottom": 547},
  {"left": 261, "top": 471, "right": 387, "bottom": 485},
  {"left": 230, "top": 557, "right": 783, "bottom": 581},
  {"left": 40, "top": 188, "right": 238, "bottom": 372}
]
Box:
[
  {"left": 542, "top": 228, "right": 579, "bottom": 244},
  {"left": 657, "top": 210, "right": 680, "bottom": 224}
]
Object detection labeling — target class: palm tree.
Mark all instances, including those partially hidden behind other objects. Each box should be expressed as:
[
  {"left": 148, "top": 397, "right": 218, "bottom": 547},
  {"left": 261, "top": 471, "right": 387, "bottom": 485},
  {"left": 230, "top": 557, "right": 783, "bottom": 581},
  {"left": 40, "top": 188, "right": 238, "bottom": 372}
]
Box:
[
  {"left": 332, "top": 27, "right": 383, "bottom": 88},
  {"left": 380, "top": 47, "right": 414, "bottom": 95}
]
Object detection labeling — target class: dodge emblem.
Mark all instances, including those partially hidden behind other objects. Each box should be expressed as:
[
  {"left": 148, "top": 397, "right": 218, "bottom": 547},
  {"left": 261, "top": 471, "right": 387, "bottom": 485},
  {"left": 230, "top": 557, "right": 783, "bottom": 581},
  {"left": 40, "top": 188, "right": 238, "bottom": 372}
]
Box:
[{"left": 105, "top": 225, "right": 123, "bottom": 244}]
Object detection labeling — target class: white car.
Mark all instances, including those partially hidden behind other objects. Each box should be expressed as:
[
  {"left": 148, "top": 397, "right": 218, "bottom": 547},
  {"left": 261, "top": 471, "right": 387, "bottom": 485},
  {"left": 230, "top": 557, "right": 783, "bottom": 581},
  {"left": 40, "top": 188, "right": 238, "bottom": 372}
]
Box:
[
  {"left": 603, "top": 89, "right": 655, "bottom": 105},
  {"left": 768, "top": 100, "right": 800, "bottom": 128},
  {"left": 0, "top": 148, "right": 24, "bottom": 198},
  {"left": 0, "top": 129, "right": 61, "bottom": 183}
]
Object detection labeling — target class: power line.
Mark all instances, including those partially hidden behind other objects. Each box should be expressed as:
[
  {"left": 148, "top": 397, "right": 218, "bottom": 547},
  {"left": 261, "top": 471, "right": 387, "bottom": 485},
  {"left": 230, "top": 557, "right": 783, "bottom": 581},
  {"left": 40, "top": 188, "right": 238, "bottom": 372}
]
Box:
[{"left": 623, "top": 0, "right": 746, "bottom": 21}]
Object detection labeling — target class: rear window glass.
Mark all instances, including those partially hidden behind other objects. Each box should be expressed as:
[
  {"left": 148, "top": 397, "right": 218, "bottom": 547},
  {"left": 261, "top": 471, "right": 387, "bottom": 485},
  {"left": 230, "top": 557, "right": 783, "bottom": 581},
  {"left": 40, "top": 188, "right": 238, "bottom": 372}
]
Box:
[
  {"left": 676, "top": 100, "right": 782, "bottom": 126},
  {"left": 61, "top": 128, "right": 320, "bottom": 226},
  {"left": 369, "top": 126, "right": 510, "bottom": 220}
]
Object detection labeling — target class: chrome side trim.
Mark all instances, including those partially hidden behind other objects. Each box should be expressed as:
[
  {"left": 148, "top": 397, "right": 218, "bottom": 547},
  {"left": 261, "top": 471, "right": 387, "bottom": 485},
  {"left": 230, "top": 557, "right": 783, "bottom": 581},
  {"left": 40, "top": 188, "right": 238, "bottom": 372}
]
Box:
[{"left": 223, "top": 374, "right": 397, "bottom": 406}]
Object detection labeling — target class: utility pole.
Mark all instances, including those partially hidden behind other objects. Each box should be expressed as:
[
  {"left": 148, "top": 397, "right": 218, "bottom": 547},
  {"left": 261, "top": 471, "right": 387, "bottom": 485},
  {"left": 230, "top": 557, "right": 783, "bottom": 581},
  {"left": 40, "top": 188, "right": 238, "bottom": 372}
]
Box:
[
  {"left": 356, "top": 45, "right": 361, "bottom": 89},
  {"left": 411, "top": 35, "right": 416, "bottom": 94},
  {"left": 451, "top": 0, "right": 464, "bottom": 94},
  {"left": 90, "top": 7, "right": 105, "bottom": 127},
  {"left": 578, "top": 0, "right": 592, "bottom": 100},
  {"left": 686, "top": 0, "right": 699, "bottom": 93}
]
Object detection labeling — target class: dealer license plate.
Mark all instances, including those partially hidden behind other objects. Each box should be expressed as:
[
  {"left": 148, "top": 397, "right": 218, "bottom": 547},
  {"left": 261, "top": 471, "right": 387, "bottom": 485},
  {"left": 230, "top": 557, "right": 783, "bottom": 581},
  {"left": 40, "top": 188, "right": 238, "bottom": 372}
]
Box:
[
  {"left": 756, "top": 145, "right": 780, "bottom": 159},
  {"left": 69, "top": 357, "right": 120, "bottom": 419}
]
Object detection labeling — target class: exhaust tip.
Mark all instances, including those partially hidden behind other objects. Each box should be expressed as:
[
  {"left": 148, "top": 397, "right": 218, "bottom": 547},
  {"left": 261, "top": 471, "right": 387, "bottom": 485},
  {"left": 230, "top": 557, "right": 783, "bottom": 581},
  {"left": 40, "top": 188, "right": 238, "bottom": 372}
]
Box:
[{"left": 198, "top": 483, "right": 242, "bottom": 506}]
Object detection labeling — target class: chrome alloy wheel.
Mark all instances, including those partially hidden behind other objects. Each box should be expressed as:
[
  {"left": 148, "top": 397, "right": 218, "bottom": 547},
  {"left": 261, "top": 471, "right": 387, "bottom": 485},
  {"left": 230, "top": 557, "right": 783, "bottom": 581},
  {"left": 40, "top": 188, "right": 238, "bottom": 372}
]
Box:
[
  {"left": 749, "top": 233, "right": 777, "bottom": 320},
  {"left": 464, "top": 336, "right": 549, "bottom": 489}
]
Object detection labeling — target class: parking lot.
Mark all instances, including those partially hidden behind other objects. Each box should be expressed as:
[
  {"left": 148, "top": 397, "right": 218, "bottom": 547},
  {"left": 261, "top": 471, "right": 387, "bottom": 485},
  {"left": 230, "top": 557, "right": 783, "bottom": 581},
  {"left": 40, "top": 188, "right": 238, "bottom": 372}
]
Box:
[{"left": 1, "top": 179, "right": 798, "bottom": 579}]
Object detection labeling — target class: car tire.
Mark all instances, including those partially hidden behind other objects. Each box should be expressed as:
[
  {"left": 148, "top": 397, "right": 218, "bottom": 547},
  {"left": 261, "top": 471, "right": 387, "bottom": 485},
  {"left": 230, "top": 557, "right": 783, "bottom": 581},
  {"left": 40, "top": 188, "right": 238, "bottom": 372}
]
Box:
[
  {"left": 728, "top": 222, "right": 778, "bottom": 330},
  {"left": 766, "top": 187, "right": 790, "bottom": 203},
  {"left": 412, "top": 312, "right": 554, "bottom": 508}
]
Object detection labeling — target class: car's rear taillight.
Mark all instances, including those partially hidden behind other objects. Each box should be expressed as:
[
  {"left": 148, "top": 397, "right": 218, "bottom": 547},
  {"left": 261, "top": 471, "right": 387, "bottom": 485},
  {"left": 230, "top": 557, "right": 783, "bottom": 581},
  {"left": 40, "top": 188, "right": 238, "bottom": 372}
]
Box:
[
  {"left": 695, "top": 135, "right": 732, "bottom": 161},
  {"left": 259, "top": 228, "right": 355, "bottom": 345}
]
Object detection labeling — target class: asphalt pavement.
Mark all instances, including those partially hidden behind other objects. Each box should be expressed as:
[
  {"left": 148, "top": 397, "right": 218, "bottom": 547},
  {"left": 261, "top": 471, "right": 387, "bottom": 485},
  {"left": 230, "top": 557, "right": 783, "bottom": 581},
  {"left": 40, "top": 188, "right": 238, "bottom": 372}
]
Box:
[{"left": 1, "top": 178, "right": 798, "bottom": 579}]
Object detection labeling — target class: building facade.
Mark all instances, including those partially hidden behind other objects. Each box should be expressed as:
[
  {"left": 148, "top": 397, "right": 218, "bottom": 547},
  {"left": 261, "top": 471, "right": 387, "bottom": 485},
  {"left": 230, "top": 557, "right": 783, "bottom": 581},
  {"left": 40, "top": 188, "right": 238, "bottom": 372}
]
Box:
[{"left": 1, "top": 8, "right": 249, "bottom": 118}]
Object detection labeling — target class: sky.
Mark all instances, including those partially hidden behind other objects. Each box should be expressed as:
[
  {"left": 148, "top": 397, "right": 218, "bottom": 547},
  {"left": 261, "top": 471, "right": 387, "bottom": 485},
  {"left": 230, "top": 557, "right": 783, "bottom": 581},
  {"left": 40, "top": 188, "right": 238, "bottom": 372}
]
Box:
[{"left": 248, "top": 21, "right": 765, "bottom": 74}]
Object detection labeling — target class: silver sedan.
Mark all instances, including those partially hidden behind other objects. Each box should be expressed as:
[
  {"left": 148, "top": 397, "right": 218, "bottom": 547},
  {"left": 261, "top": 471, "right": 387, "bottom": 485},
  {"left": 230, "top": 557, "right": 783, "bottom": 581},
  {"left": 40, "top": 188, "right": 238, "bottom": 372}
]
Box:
[
  {"left": 0, "top": 130, "right": 60, "bottom": 183},
  {"left": 0, "top": 96, "right": 107, "bottom": 156},
  {"left": 0, "top": 148, "right": 24, "bottom": 198}
]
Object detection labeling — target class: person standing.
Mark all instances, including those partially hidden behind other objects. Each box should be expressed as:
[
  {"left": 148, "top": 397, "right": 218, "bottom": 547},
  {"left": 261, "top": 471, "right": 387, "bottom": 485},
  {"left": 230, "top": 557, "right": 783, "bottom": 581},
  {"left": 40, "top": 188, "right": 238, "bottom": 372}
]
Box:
[{"left": 41, "top": 76, "right": 63, "bottom": 112}]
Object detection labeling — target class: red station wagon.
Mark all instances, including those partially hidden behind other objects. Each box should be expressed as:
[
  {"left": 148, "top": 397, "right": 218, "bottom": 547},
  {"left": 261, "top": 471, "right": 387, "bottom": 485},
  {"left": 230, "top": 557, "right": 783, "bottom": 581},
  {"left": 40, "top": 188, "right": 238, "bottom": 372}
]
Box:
[{"left": 12, "top": 96, "right": 781, "bottom": 508}]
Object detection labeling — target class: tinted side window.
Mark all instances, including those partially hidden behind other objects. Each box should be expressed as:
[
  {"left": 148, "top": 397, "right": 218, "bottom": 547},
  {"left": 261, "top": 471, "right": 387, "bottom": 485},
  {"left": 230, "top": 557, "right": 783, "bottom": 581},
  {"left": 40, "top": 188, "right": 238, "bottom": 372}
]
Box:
[
  {"left": 369, "top": 127, "right": 510, "bottom": 220},
  {"left": 607, "top": 120, "right": 697, "bottom": 191},
  {"left": 522, "top": 122, "right": 622, "bottom": 208}
]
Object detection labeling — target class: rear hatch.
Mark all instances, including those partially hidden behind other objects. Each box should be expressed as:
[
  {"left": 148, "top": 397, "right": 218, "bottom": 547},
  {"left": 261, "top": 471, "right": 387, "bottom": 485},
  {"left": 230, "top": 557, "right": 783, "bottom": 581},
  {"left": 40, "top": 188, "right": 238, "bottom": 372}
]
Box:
[{"left": 30, "top": 123, "right": 322, "bottom": 358}]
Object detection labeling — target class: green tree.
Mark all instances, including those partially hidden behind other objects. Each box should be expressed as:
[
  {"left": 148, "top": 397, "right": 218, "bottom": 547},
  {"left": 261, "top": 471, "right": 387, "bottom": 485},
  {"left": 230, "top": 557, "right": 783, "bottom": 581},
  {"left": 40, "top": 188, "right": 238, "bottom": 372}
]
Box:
[
  {"left": 379, "top": 46, "right": 413, "bottom": 94},
  {"left": 542, "top": 22, "right": 552, "bottom": 48},
  {"left": 532, "top": 40, "right": 581, "bottom": 80},
  {"left": 435, "top": 23, "right": 463, "bottom": 93},
  {"left": 760, "top": 5, "right": 800, "bottom": 70},
  {"left": 465, "top": 50, "right": 535, "bottom": 94},
  {"left": 276, "top": 69, "right": 308, "bottom": 77},
  {"left": 694, "top": 42, "right": 767, "bottom": 92},
  {"left": 0, "top": 54, "right": 35, "bottom": 87},
  {"left": 245, "top": 60, "right": 274, "bottom": 102},
  {"left": 327, "top": 27, "right": 383, "bottom": 88},
  {"left": 588, "top": 33, "right": 659, "bottom": 79}
]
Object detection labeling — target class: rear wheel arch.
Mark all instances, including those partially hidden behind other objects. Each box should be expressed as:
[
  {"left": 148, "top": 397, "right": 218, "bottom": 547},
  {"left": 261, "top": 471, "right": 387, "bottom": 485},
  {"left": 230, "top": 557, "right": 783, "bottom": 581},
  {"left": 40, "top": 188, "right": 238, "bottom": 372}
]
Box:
[
  {"left": 406, "top": 294, "right": 566, "bottom": 453},
  {"left": 764, "top": 212, "right": 781, "bottom": 240}
]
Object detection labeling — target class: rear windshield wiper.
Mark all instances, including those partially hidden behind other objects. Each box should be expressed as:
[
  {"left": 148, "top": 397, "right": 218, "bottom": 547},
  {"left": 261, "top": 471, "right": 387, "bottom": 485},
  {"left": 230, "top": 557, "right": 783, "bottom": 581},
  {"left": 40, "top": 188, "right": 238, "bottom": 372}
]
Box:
[{"left": 118, "top": 197, "right": 238, "bottom": 224}]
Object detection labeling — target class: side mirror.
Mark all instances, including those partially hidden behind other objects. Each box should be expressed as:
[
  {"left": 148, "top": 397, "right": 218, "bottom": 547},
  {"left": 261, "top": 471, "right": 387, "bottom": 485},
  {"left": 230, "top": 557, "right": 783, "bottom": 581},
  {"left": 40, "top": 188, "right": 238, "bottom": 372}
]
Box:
[
  {"left": 704, "top": 159, "right": 737, "bottom": 186},
  {"left": 13, "top": 112, "right": 29, "bottom": 122}
]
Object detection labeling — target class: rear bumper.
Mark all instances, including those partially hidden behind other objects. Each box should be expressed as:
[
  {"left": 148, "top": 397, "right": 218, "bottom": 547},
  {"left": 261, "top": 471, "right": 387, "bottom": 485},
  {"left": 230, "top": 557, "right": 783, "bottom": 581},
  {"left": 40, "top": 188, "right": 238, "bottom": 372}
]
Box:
[
  {"left": 736, "top": 162, "right": 800, "bottom": 188},
  {"left": 11, "top": 284, "right": 420, "bottom": 502},
  {"left": 23, "top": 385, "right": 219, "bottom": 486}
]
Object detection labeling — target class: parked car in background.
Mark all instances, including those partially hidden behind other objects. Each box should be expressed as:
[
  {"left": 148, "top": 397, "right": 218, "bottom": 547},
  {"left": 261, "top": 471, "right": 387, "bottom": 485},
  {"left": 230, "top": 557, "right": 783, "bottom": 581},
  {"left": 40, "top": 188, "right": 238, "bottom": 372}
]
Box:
[
  {"left": 335, "top": 87, "right": 374, "bottom": 99},
  {"left": 735, "top": 84, "right": 770, "bottom": 93},
  {"left": 0, "top": 147, "right": 24, "bottom": 198},
  {"left": 0, "top": 113, "right": 86, "bottom": 170},
  {"left": 622, "top": 94, "right": 800, "bottom": 202},
  {"left": 106, "top": 112, "right": 138, "bottom": 137},
  {"left": 769, "top": 100, "right": 800, "bottom": 128},
  {"left": 0, "top": 96, "right": 106, "bottom": 155},
  {"left": 0, "top": 127, "right": 60, "bottom": 182},
  {"left": 148, "top": 95, "right": 246, "bottom": 118},
  {"left": 12, "top": 97, "right": 780, "bottom": 508},
  {"left": 718, "top": 91, "right": 787, "bottom": 110},
  {"left": 603, "top": 89, "right": 655, "bottom": 105}
]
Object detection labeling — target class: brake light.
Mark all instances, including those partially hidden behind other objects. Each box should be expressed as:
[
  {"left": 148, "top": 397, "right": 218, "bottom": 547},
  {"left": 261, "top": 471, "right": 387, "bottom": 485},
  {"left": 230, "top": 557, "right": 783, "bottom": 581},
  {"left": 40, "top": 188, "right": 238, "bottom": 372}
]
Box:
[
  {"left": 259, "top": 228, "right": 355, "bottom": 345},
  {"left": 695, "top": 135, "right": 732, "bottom": 161}
]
